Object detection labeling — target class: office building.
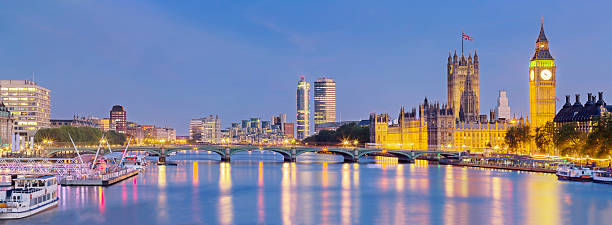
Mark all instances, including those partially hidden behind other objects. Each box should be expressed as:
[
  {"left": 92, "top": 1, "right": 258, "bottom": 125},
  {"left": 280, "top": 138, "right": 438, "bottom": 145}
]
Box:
[
  {"left": 51, "top": 115, "right": 99, "bottom": 128},
  {"left": 96, "top": 118, "right": 116, "bottom": 132},
  {"left": 189, "top": 115, "right": 221, "bottom": 143},
  {"left": 0, "top": 80, "right": 50, "bottom": 140},
  {"left": 296, "top": 76, "right": 311, "bottom": 139},
  {"left": 0, "top": 102, "right": 14, "bottom": 146},
  {"left": 272, "top": 113, "right": 287, "bottom": 128},
  {"left": 227, "top": 115, "right": 293, "bottom": 144},
  {"left": 110, "top": 105, "right": 127, "bottom": 133},
  {"left": 314, "top": 77, "right": 336, "bottom": 132},
  {"left": 282, "top": 123, "right": 294, "bottom": 139}
]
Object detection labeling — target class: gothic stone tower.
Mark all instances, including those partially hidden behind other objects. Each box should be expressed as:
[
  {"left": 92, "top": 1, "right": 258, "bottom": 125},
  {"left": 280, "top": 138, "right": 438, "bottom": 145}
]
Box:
[
  {"left": 529, "top": 21, "right": 556, "bottom": 129},
  {"left": 459, "top": 71, "right": 479, "bottom": 122},
  {"left": 448, "top": 50, "right": 479, "bottom": 120}
]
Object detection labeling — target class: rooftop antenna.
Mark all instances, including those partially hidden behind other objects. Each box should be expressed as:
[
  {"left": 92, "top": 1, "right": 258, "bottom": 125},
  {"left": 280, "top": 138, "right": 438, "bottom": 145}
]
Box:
[{"left": 32, "top": 72, "right": 35, "bottom": 82}]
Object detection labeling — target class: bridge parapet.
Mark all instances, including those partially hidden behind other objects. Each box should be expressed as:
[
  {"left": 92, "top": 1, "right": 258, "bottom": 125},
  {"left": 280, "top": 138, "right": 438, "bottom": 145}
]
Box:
[{"left": 41, "top": 145, "right": 464, "bottom": 163}]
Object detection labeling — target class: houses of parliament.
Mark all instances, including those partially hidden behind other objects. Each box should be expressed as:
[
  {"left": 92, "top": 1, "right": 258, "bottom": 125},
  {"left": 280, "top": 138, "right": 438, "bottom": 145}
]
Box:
[{"left": 369, "top": 23, "right": 555, "bottom": 151}]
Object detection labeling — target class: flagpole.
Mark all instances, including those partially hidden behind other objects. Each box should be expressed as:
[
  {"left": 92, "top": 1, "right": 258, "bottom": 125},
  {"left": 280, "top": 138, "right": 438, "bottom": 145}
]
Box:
[{"left": 461, "top": 29, "right": 464, "bottom": 55}]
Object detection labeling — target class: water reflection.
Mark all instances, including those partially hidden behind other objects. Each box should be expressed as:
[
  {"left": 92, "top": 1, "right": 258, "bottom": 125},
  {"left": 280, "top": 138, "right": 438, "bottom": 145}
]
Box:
[
  {"left": 491, "top": 177, "right": 503, "bottom": 225},
  {"left": 132, "top": 177, "right": 138, "bottom": 202},
  {"left": 14, "top": 151, "right": 612, "bottom": 225},
  {"left": 352, "top": 163, "right": 360, "bottom": 223},
  {"left": 527, "top": 177, "right": 560, "bottom": 225},
  {"left": 158, "top": 165, "right": 167, "bottom": 188},
  {"left": 157, "top": 165, "right": 168, "bottom": 223},
  {"left": 192, "top": 161, "right": 199, "bottom": 187},
  {"left": 321, "top": 162, "right": 330, "bottom": 225},
  {"left": 282, "top": 162, "right": 292, "bottom": 225},
  {"left": 192, "top": 161, "right": 201, "bottom": 223},
  {"left": 353, "top": 163, "right": 360, "bottom": 187},
  {"left": 218, "top": 162, "right": 233, "bottom": 225},
  {"left": 258, "top": 162, "right": 265, "bottom": 224},
  {"left": 391, "top": 164, "right": 404, "bottom": 225},
  {"left": 341, "top": 164, "right": 351, "bottom": 225},
  {"left": 98, "top": 186, "right": 105, "bottom": 214},
  {"left": 121, "top": 182, "right": 127, "bottom": 206}
]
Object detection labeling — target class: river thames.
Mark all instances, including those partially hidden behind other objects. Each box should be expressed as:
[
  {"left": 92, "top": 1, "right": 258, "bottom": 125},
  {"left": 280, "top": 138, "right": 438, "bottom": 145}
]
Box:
[{"left": 7, "top": 151, "right": 612, "bottom": 225}]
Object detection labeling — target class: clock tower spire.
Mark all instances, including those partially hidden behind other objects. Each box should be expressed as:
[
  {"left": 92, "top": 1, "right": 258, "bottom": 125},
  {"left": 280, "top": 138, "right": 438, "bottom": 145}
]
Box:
[{"left": 529, "top": 19, "right": 556, "bottom": 129}]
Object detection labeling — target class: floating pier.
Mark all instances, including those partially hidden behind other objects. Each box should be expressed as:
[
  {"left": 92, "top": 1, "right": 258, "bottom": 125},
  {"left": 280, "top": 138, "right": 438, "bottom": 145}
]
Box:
[{"left": 60, "top": 168, "right": 140, "bottom": 186}]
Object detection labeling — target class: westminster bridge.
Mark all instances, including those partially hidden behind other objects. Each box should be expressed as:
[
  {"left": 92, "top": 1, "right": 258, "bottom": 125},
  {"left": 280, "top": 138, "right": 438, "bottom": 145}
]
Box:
[{"left": 42, "top": 145, "right": 464, "bottom": 163}]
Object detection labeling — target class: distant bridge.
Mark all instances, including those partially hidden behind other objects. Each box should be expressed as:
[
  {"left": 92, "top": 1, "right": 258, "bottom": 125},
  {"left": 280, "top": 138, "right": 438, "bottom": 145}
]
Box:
[{"left": 44, "top": 145, "right": 464, "bottom": 163}]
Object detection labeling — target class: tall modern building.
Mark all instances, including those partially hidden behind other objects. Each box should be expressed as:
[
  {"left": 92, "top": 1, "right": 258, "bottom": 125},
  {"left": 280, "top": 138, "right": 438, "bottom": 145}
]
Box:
[
  {"left": 0, "top": 80, "right": 50, "bottom": 141},
  {"left": 529, "top": 21, "right": 556, "bottom": 129},
  {"left": 0, "top": 103, "right": 14, "bottom": 146},
  {"left": 447, "top": 49, "right": 479, "bottom": 121},
  {"left": 189, "top": 115, "right": 221, "bottom": 143},
  {"left": 296, "top": 76, "right": 311, "bottom": 139},
  {"left": 110, "top": 105, "right": 127, "bottom": 133},
  {"left": 495, "top": 90, "right": 511, "bottom": 120},
  {"left": 314, "top": 77, "right": 336, "bottom": 133}
]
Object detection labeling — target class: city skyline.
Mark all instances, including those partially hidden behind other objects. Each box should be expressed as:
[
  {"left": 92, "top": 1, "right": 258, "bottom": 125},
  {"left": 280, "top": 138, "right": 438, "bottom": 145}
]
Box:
[{"left": 1, "top": 1, "right": 611, "bottom": 135}]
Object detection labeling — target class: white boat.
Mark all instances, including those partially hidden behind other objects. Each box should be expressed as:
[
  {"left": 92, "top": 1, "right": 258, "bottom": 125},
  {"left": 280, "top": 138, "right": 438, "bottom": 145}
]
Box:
[
  {"left": 556, "top": 164, "right": 593, "bottom": 182},
  {"left": 123, "top": 155, "right": 147, "bottom": 170},
  {"left": 593, "top": 170, "right": 612, "bottom": 184},
  {"left": 0, "top": 175, "right": 59, "bottom": 219}
]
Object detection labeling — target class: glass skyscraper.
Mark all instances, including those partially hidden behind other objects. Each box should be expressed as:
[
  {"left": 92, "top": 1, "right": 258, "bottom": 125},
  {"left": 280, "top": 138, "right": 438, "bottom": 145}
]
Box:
[{"left": 296, "top": 76, "right": 310, "bottom": 140}]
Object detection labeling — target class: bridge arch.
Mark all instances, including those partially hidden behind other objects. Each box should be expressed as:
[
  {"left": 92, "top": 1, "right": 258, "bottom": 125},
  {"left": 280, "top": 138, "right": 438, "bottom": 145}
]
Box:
[
  {"left": 230, "top": 148, "right": 293, "bottom": 162},
  {"left": 356, "top": 149, "right": 415, "bottom": 163},
  {"left": 165, "top": 147, "right": 226, "bottom": 159},
  {"left": 295, "top": 148, "right": 357, "bottom": 163},
  {"left": 385, "top": 150, "right": 415, "bottom": 163}
]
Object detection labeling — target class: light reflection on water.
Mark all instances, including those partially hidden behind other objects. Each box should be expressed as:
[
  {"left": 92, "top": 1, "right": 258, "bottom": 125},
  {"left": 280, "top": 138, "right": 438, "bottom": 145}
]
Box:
[
  {"left": 7, "top": 152, "right": 612, "bottom": 225},
  {"left": 218, "top": 162, "right": 233, "bottom": 225}
]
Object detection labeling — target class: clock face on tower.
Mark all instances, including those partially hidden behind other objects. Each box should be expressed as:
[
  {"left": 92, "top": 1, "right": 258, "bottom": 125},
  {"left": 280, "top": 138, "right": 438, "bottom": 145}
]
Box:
[
  {"left": 540, "top": 69, "right": 552, "bottom": 80},
  {"left": 530, "top": 70, "right": 535, "bottom": 81}
]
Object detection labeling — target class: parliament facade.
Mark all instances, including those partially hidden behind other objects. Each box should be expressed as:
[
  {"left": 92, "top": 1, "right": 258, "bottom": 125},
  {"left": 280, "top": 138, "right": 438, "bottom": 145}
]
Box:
[
  {"left": 370, "top": 98, "right": 524, "bottom": 151},
  {"left": 368, "top": 24, "right": 555, "bottom": 151}
]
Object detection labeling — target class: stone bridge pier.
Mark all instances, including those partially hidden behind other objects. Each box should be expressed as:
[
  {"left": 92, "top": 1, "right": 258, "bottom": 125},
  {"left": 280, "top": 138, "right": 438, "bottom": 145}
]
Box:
[
  {"left": 221, "top": 148, "right": 231, "bottom": 162},
  {"left": 285, "top": 148, "right": 297, "bottom": 162},
  {"left": 158, "top": 148, "right": 167, "bottom": 163},
  {"left": 342, "top": 149, "right": 360, "bottom": 163}
]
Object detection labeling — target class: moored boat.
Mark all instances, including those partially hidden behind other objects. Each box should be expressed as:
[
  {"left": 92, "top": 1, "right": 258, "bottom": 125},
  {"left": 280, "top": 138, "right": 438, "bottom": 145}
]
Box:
[
  {"left": 123, "top": 155, "right": 148, "bottom": 171},
  {"left": 0, "top": 175, "right": 59, "bottom": 219},
  {"left": 556, "top": 164, "right": 593, "bottom": 182},
  {"left": 593, "top": 169, "right": 612, "bottom": 184}
]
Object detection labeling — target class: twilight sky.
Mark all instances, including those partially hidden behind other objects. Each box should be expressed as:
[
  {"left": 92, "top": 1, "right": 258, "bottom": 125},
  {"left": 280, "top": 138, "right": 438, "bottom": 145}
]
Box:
[{"left": 0, "top": 1, "right": 611, "bottom": 135}]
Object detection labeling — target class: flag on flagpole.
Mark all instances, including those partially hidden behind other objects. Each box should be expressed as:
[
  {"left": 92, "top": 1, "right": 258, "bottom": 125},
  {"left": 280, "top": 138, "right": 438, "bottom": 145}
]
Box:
[{"left": 462, "top": 32, "right": 473, "bottom": 41}]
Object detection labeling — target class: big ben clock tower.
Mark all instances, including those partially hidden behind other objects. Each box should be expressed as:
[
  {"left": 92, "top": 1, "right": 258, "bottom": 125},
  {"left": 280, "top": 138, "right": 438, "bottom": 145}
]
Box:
[{"left": 529, "top": 20, "right": 556, "bottom": 129}]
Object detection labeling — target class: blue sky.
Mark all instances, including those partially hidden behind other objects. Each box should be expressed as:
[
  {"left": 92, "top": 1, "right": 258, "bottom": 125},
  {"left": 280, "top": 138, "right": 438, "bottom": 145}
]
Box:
[{"left": 0, "top": 1, "right": 610, "bottom": 135}]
